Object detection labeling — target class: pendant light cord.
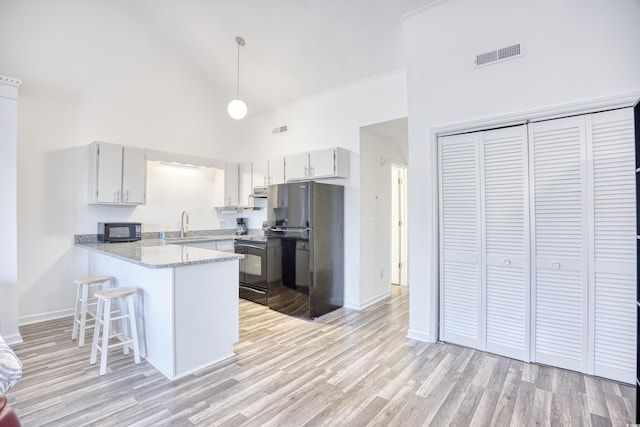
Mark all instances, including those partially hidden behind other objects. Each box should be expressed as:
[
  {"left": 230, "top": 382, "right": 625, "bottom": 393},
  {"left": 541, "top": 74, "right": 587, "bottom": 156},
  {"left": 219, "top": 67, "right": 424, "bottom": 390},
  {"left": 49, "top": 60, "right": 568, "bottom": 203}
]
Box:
[
  {"left": 236, "top": 39, "right": 240, "bottom": 99},
  {"left": 234, "top": 36, "right": 245, "bottom": 100}
]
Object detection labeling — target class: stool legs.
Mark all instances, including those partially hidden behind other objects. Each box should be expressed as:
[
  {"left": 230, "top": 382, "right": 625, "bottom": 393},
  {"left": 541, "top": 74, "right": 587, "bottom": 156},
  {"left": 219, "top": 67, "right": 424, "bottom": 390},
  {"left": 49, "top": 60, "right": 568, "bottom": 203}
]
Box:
[
  {"left": 127, "top": 296, "right": 141, "bottom": 364},
  {"left": 78, "top": 284, "right": 90, "bottom": 347},
  {"left": 72, "top": 277, "right": 110, "bottom": 347},
  {"left": 90, "top": 290, "right": 140, "bottom": 375},
  {"left": 71, "top": 283, "right": 83, "bottom": 342}
]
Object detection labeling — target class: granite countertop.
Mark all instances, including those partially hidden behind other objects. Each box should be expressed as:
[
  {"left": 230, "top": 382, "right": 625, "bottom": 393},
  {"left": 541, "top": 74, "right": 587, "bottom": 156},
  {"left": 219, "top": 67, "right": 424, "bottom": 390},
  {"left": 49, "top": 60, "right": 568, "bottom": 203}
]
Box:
[{"left": 76, "top": 240, "right": 243, "bottom": 269}]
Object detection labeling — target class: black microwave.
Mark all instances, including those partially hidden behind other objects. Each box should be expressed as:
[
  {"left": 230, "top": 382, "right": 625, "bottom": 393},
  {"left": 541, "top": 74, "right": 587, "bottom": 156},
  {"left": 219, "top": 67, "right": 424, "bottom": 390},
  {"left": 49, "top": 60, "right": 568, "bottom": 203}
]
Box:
[{"left": 98, "top": 222, "right": 142, "bottom": 243}]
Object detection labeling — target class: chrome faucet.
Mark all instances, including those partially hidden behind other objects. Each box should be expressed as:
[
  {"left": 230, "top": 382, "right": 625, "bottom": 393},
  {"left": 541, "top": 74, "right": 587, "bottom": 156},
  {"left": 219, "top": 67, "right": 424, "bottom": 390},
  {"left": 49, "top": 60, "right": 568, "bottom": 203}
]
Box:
[{"left": 180, "top": 211, "right": 189, "bottom": 238}]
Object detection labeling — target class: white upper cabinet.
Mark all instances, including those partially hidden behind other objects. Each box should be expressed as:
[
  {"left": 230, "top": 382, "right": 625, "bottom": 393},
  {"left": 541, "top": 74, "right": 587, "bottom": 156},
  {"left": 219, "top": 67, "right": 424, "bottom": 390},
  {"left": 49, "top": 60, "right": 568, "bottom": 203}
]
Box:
[
  {"left": 285, "top": 152, "right": 310, "bottom": 181},
  {"left": 121, "top": 146, "right": 146, "bottom": 204},
  {"left": 269, "top": 157, "right": 286, "bottom": 185},
  {"left": 224, "top": 162, "right": 239, "bottom": 207},
  {"left": 214, "top": 162, "right": 238, "bottom": 208},
  {"left": 238, "top": 161, "right": 253, "bottom": 206},
  {"left": 89, "top": 142, "right": 146, "bottom": 205},
  {"left": 252, "top": 159, "right": 269, "bottom": 188},
  {"left": 285, "top": 147, "right": 350, "bottom": 181}
]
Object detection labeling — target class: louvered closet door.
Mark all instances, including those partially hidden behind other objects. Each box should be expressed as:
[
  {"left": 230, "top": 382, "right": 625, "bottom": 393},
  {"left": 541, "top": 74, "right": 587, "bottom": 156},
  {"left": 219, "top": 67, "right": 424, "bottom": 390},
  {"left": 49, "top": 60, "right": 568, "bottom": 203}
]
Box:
[
  {"left": 588, "top": 108, "right": 636, "bottom": 384},
  {"left": 481, "top": 126, "right": 529, "bottom": 361},
  {"left": 439, "top": 133, "right": 482, "bottom": 349},
  {"left": 529, "top": 116, "right": 589, "bottom": 372}
]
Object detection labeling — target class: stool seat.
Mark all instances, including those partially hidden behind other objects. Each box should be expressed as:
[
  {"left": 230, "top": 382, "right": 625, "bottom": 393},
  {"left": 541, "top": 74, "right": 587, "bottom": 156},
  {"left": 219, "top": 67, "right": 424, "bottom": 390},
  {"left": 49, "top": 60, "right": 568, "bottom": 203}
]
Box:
[
  {"left": 90, "top": 286, "right": 141, "bottom": 375},
  {"left": 72, "top": 276, "right": 112, "bottom": 347},
  {"left": 74, "top": 276, "right": 111, "bottom": 285},
  {"left": 94, "top": 287, "right": 136, "bottom": 299}
]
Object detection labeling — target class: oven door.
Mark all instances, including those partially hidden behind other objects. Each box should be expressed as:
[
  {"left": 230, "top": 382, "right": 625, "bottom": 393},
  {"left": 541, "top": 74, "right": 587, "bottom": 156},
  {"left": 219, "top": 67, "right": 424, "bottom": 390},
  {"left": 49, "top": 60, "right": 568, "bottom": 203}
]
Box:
[{"left": 235, "top": 242, "right": 268, "bottom": 304}]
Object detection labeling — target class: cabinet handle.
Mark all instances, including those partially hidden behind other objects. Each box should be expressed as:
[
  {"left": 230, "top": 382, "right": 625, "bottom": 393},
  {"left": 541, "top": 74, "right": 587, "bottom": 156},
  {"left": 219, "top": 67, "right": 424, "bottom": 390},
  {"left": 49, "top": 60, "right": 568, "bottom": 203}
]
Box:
[
  {"left": 309, "top": 166, "right": 314, "bottom": 177},
  {"left": 304, "top": 165, "right": 309, "bottom": 177},
  {"left": 503, "top": 259, "right": 511, "bottom": 265},
  {"left": 552, "top": 262, "right": 560, "bottom": 269},
  {"left": 114, "top": 190, "right": 120, "bottom": 203}
]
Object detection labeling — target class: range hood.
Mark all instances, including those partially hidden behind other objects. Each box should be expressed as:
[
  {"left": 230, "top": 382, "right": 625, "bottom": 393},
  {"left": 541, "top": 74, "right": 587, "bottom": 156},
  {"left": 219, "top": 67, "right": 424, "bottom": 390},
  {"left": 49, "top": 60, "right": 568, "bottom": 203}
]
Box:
[{"left": 251, "top": 186, "right": 268, "bottom": 198}]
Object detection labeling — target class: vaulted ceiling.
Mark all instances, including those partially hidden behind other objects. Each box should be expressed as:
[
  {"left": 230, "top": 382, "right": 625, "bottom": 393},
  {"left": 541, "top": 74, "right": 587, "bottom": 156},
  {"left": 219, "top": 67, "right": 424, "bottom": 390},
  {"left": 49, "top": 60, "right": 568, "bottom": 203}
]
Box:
[{"left": 126, "top": 0, "right": 437, "bottom": 115}]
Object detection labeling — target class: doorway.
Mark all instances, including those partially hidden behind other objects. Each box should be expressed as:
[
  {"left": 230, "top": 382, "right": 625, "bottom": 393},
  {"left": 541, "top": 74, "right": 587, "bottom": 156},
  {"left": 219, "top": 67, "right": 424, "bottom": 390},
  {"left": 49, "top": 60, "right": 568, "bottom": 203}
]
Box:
[{"left": 359, "top": 117, "right": 409, "bottom": 308}]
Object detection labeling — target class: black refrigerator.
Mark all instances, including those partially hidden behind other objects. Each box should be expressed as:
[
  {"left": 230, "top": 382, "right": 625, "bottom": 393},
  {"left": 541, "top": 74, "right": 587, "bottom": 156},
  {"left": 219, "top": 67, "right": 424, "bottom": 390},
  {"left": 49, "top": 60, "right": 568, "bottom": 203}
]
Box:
[{"left": 265, "top": 181, "right": 344, "bottom": 319}]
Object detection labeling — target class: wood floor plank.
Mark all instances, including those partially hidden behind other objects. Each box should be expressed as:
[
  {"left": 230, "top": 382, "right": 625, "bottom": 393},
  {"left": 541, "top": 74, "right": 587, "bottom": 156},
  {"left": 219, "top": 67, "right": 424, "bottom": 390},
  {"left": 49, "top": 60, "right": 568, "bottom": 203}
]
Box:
[{"left": 4, "top": 286, "right": 635, "bottom": 426}]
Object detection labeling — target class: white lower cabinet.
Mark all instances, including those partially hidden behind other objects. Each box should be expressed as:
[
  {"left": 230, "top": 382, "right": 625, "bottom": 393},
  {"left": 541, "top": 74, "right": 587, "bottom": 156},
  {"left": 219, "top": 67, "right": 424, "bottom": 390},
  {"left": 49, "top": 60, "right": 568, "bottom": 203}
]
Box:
[{"left": 439, "top": 107, "right": 636, "bottom": 384}]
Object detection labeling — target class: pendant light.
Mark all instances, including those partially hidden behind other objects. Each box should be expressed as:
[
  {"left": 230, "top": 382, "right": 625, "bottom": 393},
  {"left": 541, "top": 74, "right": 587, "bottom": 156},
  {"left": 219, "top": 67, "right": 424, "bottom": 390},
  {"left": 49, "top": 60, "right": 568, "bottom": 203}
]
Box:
[{"left": 227, "top": 36, "right": 247, "bottom": 120}]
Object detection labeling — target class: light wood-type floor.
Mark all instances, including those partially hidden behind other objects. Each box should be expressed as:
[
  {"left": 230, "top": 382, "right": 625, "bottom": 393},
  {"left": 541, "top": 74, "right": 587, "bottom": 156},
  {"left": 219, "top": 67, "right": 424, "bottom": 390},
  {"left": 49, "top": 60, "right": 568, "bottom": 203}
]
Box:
[{"left": 6, "top": 286, "right": 636, "bottom": 426}]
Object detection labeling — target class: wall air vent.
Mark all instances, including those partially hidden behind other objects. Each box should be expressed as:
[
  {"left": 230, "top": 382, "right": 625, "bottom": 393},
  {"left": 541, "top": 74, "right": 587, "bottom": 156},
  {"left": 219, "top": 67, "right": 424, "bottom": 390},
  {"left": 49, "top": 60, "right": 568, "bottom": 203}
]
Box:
[
  {"left": 272, "top": 125, "right": 288, "bottom": 134},
  {"left": 475, "top": 43, "right": 521, "bottom": 67}
]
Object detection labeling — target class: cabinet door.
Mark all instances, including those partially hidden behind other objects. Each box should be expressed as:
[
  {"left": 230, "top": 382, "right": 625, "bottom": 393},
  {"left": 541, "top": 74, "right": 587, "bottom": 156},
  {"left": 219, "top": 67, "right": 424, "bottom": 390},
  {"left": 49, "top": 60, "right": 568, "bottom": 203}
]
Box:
[
  {"left": 121, "top": 146, "right": 146, "bottom": 204},
  {"left": 588, "top": 108, "right": 636, "bottom": 383},
  {"left": 238, "top": 161, "right": 253, "bottom": 206},
  {"left": 439, "top": 133, "right": 482, "bottom": 349},
  {"left": 215, "top": 240, "right": 235, "bottom": 252},
  {"left": 224, "top": 163, "right": 239, "bottom": 206},
  {"left": 252, "top": 159, "right": 269, "bottom": 188},
  {"left": 95, "top": 142, "right": 123, "bottom": 203},
  {"left": 285, "top": 152, "right": 309, "bottom": 181},
  {"left": 481, "top": 126, "right": 529, "bottom": 361},
  {"left": 309, "top": 148, "right": 335, "bottom": 178},
  {"left": 529, "top": 115, "right": 588, "bottom": 373},
  {"left": 268, "top": 157, "right": 285, "bottom": 184}
]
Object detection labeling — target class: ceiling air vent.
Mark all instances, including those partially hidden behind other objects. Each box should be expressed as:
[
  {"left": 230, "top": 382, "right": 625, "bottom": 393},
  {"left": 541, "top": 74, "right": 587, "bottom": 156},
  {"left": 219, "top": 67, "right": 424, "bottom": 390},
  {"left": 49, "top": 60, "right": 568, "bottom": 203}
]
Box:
[
  {"left": 272, "top": 125, "right": 288, "bottom": 134},
  {"left": 475, "top": 43, "right": 521, "bottom": 67}
]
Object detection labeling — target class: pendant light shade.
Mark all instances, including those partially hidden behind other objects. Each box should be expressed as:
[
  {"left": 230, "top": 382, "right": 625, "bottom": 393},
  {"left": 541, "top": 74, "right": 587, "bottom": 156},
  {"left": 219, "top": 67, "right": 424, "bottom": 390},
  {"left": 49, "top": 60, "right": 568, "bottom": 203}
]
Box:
[
  {"left": 228, "top": 36, "right": 247, "bottom": 120},
  {"left": 227, "top": 99, "right": 247, "bottom": 120}
]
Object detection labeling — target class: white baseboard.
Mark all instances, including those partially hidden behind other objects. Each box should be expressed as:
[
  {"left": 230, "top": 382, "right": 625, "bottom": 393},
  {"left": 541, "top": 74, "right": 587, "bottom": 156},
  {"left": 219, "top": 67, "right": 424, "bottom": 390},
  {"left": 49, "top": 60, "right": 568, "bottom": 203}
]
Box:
[
  {"left": 19, "top": 308, "right": 74, "bottom": 326},
  {"left": 2, "top": 332, "right": 23, "bottom": 345},
  {"left": 344, "top": 291, "right": 391, "bottom": 311},
  {"left": 359, "top": 292, "right": 391, "bottom": 310},
  {"left": 406, "top": 328, "right": 432, "bottom": 343}
]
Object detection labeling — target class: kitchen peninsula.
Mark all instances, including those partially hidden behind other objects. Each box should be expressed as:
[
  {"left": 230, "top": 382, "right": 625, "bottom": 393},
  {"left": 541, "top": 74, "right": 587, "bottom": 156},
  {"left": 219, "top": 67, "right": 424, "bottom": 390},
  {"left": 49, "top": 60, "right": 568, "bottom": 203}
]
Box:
[{"left": 75, "top": 238, "right": 242, "bottom": 380}]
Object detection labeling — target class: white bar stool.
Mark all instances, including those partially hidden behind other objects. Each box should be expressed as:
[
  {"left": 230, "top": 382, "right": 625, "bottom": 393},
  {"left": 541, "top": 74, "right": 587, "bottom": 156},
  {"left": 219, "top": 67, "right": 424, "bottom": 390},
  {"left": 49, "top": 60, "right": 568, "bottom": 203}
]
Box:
[
  {"left": 72, "top": 276, "right": 112, "bottom": 347},
  {"left": 90, "top": 287, "right": 141, "bottom": 375}
]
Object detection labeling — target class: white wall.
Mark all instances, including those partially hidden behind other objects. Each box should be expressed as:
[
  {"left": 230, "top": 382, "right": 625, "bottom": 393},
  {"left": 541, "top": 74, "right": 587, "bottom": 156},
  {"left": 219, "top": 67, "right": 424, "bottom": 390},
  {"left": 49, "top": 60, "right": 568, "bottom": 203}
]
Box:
[
  {"left": 0, "top": 77, "right": 20, "bottom": 342},
  {"left": 0, "top": 1, "right": 239, "bottom": 325},
  {"left": 236, "top": 71, "right": 408, "bottom": 308},
  {"left": 403, "top": 0, "right": 640, "bottom": 341},
  {"left": 359, "top": 125, "right": 408, "bottom": 308}
]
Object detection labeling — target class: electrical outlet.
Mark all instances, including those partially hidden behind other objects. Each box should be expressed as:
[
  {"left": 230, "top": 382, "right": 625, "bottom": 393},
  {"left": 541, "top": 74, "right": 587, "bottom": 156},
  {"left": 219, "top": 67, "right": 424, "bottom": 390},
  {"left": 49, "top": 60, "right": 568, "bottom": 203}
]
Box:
[
  {"left": 219, "top": 220, "right": 226, "bottom": 229},
  {"left": 379, "top": 268, "right": 384, "bottom": 278}
]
